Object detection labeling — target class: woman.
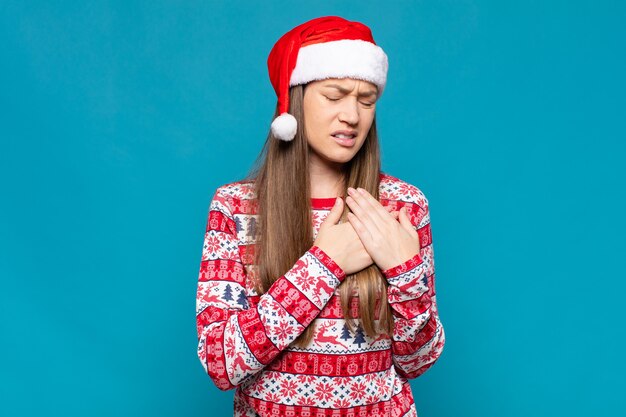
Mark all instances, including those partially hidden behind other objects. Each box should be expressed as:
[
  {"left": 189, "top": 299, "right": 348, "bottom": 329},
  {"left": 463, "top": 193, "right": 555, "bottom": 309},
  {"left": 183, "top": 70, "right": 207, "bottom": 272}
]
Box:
[{"left": 196, "top": 16, "right": 445, "bottom": 417}]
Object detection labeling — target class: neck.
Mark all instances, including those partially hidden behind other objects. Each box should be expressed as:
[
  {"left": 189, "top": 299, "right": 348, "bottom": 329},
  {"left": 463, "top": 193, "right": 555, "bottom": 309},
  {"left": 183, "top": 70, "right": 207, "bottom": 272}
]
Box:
[{"left": 308, "top": 155, "right": 345, "bottom": 198}]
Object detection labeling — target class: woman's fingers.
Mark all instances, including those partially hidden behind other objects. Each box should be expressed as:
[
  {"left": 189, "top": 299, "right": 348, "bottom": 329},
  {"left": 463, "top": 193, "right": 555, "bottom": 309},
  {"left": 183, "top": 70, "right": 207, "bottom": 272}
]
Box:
[
  {"left": 386, "top": 206, "right": 403, "bottom": 222},
  {"left": 346, "top": 211, "right": 374, "bottom": 246},
  {"left": 345, "top": 187, "right": 393, "bottom": 234},
  {"left": 355, "top": 187, "right": 395, "bottom": 221},
  {"left": 399, "top": 207, "right": 418, "bottom": 238},
  {"left": 345, "top": 192, "right": 383, "bottom": 236}
]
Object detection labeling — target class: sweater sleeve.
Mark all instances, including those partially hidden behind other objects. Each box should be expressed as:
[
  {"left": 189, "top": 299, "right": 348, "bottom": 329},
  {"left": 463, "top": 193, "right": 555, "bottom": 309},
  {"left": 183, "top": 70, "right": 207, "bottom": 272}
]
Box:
[
  {"left": 195, "top": 187, "right": 346, "bottom": 391},
  {"left": 381, "top": 194, "right": 446, "bottom": 379}
]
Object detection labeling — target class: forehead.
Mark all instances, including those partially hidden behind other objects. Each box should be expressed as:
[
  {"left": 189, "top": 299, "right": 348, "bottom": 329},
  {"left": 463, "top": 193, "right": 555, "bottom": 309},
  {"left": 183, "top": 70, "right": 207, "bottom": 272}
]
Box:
[{"left": 309, "top": 77, "right": 378, "bottom": 93}]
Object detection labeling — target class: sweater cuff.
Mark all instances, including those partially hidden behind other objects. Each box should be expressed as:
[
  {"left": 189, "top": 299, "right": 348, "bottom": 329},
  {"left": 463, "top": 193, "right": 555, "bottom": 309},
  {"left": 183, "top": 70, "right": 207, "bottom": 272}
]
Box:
[
  {"left": 309, "top": 245, "right": 346, "bottom": 282},
  {"left": 382, "top": 252, "right": 424, "bottom": 279}
]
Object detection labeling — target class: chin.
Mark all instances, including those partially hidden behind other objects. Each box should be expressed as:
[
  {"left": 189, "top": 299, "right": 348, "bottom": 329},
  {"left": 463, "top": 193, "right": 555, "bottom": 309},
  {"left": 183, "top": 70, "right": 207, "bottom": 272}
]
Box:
[
  {"left": 323, "top": 152, "right": 357, "bottom": 164},
  {"left": 309, "top": 141, "right": 362, "bottom": 165}
]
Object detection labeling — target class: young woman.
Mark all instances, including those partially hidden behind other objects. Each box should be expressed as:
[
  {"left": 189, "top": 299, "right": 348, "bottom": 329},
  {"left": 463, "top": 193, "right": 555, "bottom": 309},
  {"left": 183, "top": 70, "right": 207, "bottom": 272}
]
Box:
[{"left": 196, "top": 16, "right": 445, "bottom": 417}]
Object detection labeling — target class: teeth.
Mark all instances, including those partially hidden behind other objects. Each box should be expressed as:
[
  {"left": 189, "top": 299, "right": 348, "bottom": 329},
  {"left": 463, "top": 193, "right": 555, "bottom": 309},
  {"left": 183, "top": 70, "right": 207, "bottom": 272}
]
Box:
[{"left": 334, "top": 134, "right": 354, "bottom": 139}]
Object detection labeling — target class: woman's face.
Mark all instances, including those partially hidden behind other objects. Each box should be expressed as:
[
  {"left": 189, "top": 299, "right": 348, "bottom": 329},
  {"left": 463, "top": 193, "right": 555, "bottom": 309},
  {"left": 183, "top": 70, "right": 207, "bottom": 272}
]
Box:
[{"left": 302, "top": 77, "right": 378, "bottom": 167}]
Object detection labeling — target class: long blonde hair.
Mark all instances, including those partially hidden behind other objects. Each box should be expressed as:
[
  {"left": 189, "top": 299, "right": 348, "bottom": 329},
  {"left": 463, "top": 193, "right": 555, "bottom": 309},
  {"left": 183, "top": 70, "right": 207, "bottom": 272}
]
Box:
[{"left": 241, "top": 83, "right": 393, "bottom": 346}]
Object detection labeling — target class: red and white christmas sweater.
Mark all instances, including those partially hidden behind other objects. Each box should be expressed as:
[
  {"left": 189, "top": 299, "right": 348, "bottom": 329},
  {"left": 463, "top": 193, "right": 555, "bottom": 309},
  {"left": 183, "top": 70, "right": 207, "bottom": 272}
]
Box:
[{"left": 196, "top": 172, "right": 445, "bottom": 417}]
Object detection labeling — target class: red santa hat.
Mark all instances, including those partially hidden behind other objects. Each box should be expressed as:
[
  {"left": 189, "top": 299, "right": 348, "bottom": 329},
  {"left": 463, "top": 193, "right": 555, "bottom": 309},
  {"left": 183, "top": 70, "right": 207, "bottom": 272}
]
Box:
[{"left": 267, "top": 16, "right": 389, "bottom": 141}]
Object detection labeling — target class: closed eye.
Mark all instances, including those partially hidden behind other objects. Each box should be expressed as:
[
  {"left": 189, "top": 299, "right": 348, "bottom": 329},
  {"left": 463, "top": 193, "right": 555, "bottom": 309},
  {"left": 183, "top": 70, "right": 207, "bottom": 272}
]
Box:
[{"left": 325, "top": 96, "right": 375, "bottom": 107}]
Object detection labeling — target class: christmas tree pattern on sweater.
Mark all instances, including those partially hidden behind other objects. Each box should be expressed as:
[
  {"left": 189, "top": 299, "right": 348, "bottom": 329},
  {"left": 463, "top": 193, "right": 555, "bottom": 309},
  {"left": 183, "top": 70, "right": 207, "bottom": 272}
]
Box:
[{"left": 196, "top": 172, "right": 445, "bottom": 417}]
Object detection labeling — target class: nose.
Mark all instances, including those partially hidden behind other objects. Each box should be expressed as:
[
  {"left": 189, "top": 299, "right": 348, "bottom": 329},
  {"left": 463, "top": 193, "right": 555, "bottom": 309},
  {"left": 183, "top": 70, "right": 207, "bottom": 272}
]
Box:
[{"left": 338, "top": 97, "right": 360, "bottom": 126}]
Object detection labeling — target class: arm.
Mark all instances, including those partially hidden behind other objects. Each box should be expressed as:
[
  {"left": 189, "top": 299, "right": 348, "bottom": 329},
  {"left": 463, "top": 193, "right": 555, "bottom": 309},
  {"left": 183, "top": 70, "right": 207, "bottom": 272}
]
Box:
[
  {"left": 195, "top": 186, "right": 346, "bottom": 390},
  {"left": 382, "top": 193, "right": 446, "bottom": 379}
]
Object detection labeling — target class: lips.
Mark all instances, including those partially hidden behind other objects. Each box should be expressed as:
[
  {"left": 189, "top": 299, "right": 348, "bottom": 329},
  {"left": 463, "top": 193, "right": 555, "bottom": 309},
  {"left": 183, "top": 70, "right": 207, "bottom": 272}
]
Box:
[
  {"left": 331, "top": 130, "right": 357, "bottom": 139},
  {"left": 331, "top": 134, "right": 356, "bottom": 147}
]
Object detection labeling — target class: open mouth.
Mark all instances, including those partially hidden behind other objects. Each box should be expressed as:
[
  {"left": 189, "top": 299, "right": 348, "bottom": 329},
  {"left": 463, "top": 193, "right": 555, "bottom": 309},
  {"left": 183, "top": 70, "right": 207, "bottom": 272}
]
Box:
[{"left": 331, "top": 134, "right": 356, "bottom": 146}]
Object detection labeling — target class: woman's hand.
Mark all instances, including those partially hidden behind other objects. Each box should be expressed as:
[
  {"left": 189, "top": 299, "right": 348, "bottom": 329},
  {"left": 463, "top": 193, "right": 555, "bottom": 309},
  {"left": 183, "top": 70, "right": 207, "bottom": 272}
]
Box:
[
  {"left": 345, "top": 187, "right": 421, "bottom": 272},
  {"left": 313, "top": 197, "right": 375, "bottom": 275}
]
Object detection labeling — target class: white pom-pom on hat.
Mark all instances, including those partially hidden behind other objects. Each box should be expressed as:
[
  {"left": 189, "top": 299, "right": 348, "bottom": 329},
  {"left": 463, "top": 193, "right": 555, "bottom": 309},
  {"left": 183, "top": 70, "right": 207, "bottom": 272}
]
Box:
[{"left": 270, "top": 112, "right": 298, "bottom": 141}]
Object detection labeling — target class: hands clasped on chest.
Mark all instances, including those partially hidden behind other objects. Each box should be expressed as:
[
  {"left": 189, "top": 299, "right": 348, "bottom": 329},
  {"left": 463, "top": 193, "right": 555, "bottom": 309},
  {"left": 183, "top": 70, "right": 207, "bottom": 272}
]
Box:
[{"left": 313, "top": 186, "right": 421, "bottom": 276}]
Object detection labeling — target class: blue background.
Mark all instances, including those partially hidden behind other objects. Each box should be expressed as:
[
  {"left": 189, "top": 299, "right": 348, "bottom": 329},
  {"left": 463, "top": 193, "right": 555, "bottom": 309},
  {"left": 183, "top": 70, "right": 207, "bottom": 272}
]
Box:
[{"left": 2, "top": 1, "right": 625, "bottom": 416}]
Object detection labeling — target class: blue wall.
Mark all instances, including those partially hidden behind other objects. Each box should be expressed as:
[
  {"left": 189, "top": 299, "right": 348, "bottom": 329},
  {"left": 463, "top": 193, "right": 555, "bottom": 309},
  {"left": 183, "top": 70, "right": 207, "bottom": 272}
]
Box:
[{"left": 1, "top": 1, "right": 624, "bottom": 416}]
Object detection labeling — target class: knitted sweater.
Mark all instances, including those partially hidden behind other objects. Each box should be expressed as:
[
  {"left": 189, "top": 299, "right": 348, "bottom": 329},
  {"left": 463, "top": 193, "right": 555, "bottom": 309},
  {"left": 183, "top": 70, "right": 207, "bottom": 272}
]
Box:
[{"left": 196, "top": 172, "right": 445, "bottom": 417}]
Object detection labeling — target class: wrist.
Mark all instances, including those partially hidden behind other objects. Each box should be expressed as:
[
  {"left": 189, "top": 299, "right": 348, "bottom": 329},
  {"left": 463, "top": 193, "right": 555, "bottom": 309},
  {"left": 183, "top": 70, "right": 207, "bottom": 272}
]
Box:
[
  {"left": 309, "top": 245, "right": 346, "bottom": 281},
  {"left": 381, "top": 251, "right": 423, "bottom": 278}
]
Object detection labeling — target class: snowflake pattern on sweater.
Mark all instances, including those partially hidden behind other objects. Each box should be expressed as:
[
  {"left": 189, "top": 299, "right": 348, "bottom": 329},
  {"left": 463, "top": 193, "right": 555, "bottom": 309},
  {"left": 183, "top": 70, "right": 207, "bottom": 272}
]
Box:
[{"left": 196, "top": 172, "right": 445, "bottom": 417}]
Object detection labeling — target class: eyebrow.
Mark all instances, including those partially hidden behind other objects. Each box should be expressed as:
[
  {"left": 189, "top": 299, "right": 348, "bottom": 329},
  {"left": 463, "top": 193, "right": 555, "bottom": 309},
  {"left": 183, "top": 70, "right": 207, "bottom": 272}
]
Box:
[{"left": 323, "top": 83, "right": 378, "bottom": 98}]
